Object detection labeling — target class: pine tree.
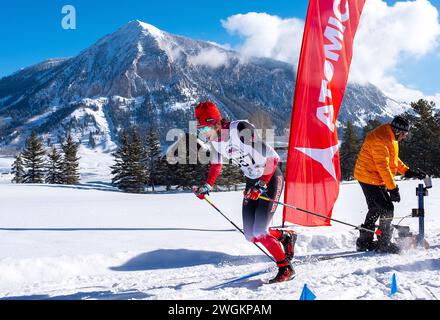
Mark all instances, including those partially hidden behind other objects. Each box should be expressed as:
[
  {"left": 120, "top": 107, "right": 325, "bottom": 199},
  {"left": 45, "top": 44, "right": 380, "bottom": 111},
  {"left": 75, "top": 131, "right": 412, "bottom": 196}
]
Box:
[
  {"left": 111, "top": 132, "right": 130, "bottom": 191},
  {"left": 126, "top": 130, "right": 147, "bottom": 193},
  {"left": 173, "top": 152, "right": 210, "bottom": 191},
  {"left": 11, "top": 153, "right": 25, "bottom": 183},
  {"left": 173, "top": 163, "right": 195, "bottom": 190},
  {"left": 340, "top": 121, "right": 361, "bottom": 181},
  {"left": 166, "top": 133, "right": 196, "bottom": 191},
  {"left": 88, "top": 132, "right": 96, "bottom": 149},
  {"left": 111, "top": 130, "right": 146, "bottom": 193},
  {"left": 193, "top": 163, "right": 210, "bottom": 187},
  {"left": 144, "top": 129, "right": 162, "bottom": 192},
  {"left": 399, "top": 99, "right": 440, "bottom": 177},
  {"left": 22, "top": 132, "right": 46, "bottom": 183},
  {"left": 62, "top": 134, "right": 80, "bottom": 184},
  {"left": 45, "top": 146, "right": 64, "bottom": 184},
  {"left": 156, "top": 157, "right": 174, "bottom": 191}
]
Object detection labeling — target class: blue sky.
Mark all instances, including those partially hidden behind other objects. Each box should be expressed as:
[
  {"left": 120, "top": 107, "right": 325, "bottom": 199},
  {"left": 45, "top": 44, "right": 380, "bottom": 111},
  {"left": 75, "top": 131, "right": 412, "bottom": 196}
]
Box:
[
  {"left": 0, "top": 0, "right": 439, "bottom": 97},
  {"left": 0, "top": 0, "right": 308, "bottom": 77}
]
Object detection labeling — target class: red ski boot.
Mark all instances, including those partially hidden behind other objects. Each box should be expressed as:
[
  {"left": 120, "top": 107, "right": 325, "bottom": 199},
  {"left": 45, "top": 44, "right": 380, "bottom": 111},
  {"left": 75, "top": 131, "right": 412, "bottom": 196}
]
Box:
[{"left": 268, "top": 260, "right": 296, "bottom": 284}]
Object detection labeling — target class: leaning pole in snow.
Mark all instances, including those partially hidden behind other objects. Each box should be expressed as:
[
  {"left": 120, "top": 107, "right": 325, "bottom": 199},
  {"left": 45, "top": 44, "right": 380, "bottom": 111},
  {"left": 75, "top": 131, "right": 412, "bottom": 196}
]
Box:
[
  {"left": 415, "top": 177, "right": 432, "bottom": 248},
  {"left": 283, "top": 0, "right": 366, "bottom": 227},
  {"left": 417, "top": 183, "right": 425, "bottom": 247}
]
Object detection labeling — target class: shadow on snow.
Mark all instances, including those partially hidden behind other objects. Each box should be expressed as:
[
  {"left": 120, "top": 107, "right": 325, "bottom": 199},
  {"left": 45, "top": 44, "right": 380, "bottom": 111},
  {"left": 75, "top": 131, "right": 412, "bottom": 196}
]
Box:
[
  {"left": 13, "top": 180, "right": 241, "bottom": 195},
  {"left": 1, "top": 289, "right": 152, "bottom": 300},
  {"left": 110, "top": 249, "right": 267, "bottom": 271}
]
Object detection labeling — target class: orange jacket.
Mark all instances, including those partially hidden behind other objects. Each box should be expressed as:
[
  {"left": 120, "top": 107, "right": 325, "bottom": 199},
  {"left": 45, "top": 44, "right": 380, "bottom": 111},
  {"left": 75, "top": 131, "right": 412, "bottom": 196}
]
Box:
[{"left": 354, "top": 124, "right": 409, "bottom": 190}]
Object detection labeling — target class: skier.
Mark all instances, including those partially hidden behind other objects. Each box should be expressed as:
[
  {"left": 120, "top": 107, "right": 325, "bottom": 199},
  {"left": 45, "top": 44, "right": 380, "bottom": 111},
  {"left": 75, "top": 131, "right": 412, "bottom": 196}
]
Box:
[
  {"left": 193, "top": 101, "right": 297, "bottom": 283},
  {"left": 354, "top": 116, "right": 426, "bottom": 254}
]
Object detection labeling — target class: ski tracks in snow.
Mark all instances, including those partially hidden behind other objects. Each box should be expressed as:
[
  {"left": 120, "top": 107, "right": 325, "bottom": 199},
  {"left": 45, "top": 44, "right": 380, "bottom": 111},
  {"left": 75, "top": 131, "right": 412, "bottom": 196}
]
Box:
[{"left": 2, "top": 246, "right": 439, "bottom": 300}]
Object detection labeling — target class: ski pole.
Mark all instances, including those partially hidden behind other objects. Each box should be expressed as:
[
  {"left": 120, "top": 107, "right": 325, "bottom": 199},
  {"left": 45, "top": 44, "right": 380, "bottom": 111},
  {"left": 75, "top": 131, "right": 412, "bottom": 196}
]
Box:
[
  {"left": 259, "top": 196, "right": 380, "bottom": 236},
  {"left": 201, "top": 195, "right": 276, "bottom": 263},
  {"left": 203, "top": 196, "right": 244, "bottom": 235}
]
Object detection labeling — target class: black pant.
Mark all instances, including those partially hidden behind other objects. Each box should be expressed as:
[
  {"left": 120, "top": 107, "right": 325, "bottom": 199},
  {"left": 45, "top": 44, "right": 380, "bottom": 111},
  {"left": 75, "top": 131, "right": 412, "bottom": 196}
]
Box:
[
  {"left": 359, "top": 182, "right": 394, "bottom": 244},
  {"left": 242, "top": 167, "right": 284, "bottom": 241}
]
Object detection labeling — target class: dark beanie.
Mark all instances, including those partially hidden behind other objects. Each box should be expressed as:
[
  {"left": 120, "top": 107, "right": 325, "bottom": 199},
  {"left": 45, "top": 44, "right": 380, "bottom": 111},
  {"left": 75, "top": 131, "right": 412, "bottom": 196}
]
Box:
[{"left": 391, "top": 116, "right": 410, "bottom": 132}]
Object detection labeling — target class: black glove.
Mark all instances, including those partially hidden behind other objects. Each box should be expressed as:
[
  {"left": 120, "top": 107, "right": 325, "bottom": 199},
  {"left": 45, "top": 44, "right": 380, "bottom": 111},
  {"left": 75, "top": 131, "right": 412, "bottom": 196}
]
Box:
[
  {"left": 405, "top": 168, "right": 427, "bottom": 180},
  {"left": 388, "top": 186, "right": 401, "bottom": 203}
]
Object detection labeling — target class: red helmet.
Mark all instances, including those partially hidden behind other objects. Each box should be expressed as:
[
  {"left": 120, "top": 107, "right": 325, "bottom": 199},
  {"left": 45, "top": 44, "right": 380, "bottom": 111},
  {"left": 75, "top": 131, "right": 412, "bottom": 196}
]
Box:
[{"left": 195, "top": 101, "right": 222, "bottom": 128}]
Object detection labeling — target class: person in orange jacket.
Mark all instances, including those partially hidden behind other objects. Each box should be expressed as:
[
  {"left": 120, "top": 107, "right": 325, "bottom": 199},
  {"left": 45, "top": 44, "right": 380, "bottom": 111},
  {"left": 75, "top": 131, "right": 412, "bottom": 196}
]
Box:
[{"left": 354, "top": 116, "right": 426, "bottom": 254}]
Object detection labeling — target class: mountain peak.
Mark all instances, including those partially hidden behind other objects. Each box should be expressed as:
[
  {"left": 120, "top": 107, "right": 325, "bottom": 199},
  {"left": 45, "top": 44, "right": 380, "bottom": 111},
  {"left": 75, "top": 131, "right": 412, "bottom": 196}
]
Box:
[{"left": 125, "top": 19, "right": 164, "bottom": 38}]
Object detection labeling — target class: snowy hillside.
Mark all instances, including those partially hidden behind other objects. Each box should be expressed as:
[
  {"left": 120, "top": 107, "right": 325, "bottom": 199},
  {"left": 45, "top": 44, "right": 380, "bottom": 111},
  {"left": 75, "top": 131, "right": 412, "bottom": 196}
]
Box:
[
  {"left": 0, "top": 175, "right": 438, "bottom": 300},
  {"left": 0, "top": 20, "right": 408, "bottom": 152}
]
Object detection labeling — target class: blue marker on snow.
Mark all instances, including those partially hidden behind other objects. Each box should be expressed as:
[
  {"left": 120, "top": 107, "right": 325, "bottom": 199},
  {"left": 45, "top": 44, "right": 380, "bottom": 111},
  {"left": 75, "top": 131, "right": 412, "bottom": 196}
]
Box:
[
  {"left": 390, "top": 274, "right": 397, "bottom": 296},
  {"left": 300, "top": 284, "right": 316, "bottom": 300}
]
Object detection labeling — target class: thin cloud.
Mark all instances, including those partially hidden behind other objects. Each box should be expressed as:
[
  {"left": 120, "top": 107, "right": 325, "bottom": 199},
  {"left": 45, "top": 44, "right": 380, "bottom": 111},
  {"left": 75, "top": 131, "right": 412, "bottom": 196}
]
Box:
[
  {"left": 188, "top": 48, "right": 229, "bottom": 68},
  {"left": 221, "top": 12, "right": 304, "bottom": 66},
  {"left": 350, "top": 0, "right": 440, "bottom": 103}
]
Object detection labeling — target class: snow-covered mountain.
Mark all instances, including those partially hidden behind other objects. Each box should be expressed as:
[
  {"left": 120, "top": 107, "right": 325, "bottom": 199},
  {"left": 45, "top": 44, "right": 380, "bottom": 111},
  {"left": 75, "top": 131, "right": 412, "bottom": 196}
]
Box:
[{"left": 0, "top": 20, "right": 408, "bottom": 151}]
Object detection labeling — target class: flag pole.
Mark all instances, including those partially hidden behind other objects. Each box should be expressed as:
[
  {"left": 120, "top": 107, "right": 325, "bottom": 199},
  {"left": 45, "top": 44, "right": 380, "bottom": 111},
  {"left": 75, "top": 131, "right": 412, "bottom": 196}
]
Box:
[{"left": 259, "top": 195, "right": 379, "bottom": 235}]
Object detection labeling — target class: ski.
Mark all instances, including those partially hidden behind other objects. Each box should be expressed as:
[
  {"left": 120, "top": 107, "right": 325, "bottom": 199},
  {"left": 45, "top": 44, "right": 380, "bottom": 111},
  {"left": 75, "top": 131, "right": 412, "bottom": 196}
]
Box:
[{"left": 296, "top": 240, "right": 431, "bottom": 264}]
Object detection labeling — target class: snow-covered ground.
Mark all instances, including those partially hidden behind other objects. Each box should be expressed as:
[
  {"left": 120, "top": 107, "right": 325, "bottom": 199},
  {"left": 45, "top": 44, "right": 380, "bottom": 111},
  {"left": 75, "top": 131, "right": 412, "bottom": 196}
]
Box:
[{"left": 0, "top": 154, "right": 439, "bottom": 300}]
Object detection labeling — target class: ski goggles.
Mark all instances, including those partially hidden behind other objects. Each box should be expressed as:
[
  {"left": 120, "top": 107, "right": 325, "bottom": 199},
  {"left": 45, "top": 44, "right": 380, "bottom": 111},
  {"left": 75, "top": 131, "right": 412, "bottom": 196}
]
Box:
[{"left": 197, "top": 126, "right": 214, "bottom": 143}]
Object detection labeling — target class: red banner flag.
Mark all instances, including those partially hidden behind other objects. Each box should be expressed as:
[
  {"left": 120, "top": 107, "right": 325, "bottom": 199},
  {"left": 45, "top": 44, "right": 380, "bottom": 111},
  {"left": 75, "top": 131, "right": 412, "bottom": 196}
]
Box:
[{"left": 284, "top": 0, "right": 366, "bottom": 226}]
